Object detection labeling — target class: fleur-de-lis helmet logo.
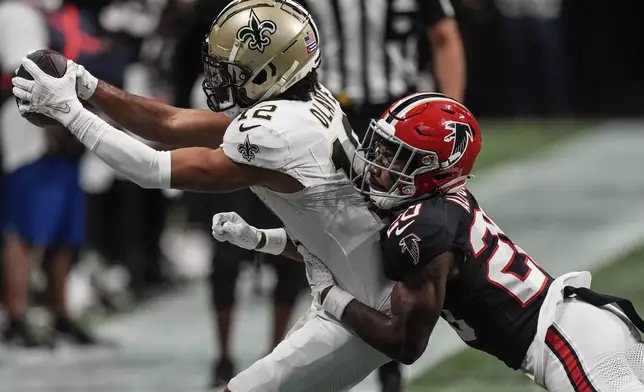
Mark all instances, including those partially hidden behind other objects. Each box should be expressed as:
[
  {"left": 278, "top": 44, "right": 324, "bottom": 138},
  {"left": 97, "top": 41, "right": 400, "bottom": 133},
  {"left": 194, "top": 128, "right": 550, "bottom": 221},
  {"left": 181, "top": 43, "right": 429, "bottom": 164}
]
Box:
[{"left": 236, "top": 9, "right": 277, "bottom": 53}]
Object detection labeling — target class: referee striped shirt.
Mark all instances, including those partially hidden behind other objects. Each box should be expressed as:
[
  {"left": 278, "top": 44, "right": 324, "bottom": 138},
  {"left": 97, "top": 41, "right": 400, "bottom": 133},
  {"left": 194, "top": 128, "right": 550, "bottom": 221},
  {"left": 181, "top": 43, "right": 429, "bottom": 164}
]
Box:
[{"left": 301, "top": 0, "right": 455, "bottom": 106}]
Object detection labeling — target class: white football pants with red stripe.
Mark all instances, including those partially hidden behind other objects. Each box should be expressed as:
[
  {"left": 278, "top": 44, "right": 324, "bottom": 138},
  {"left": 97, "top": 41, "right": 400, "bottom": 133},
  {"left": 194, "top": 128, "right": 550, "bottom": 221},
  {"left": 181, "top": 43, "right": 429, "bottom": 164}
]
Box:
[{"left": 523, "top": 297, "right": 644, "bottom": 391}]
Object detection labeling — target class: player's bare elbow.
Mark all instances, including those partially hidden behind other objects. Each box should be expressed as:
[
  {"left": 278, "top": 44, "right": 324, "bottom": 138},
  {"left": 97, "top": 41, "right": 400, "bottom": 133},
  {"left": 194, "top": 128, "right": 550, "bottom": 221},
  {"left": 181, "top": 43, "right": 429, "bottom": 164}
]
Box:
[
  {"left": 380, "top": 336, "right": 425, "bottom": 365},
  {"left": 399, "top": 355, "right": 419, "bottom": 366},
  {"left": 398, "top": 342, "right": 426, "bottom": 365}
]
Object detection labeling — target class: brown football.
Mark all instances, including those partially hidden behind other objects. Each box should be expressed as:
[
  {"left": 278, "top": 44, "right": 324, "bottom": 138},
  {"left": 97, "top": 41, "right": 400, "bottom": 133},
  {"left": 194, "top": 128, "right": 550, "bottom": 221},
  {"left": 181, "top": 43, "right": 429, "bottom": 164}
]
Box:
[{"left": 15, "top": 49, "right": 67, "bottom": 128}]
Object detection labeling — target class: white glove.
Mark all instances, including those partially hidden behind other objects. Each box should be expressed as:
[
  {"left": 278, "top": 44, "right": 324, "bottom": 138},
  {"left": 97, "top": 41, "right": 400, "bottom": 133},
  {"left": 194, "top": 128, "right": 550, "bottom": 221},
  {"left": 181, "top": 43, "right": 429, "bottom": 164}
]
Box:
[
  {"left": 12, "top": 58, "right": 83, "bottom": 127},
  {"left": 211, "top": 212, "right": 261, "bottom": 251},
  {"left": 75, "top": 62, "right": 98, "bottom": 100},
  {"left": 297, "top": 244, "right": 335, "bottom": 299},
  {"left": 13, "top": 54, "right": 98, "bottom": 101},
  {"left": 297, "top": 245, "right": 354, "bottom": 319}
]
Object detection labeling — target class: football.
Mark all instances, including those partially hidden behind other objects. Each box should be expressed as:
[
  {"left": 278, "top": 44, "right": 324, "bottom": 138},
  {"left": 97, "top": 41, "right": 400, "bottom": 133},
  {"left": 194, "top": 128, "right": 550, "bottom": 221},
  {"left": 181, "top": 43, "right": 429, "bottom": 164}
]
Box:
[{"left": 15, "top": 49, "right": 68, "bottom": 128}]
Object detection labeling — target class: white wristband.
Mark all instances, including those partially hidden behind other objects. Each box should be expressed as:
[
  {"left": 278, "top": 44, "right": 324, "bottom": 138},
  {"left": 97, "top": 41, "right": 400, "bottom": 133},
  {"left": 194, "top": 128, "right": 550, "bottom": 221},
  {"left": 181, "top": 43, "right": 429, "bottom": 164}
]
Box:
[
  {"left": 256, "top": 228, "right": 287, "bottom": 255},
  {"left": 77, "top": 64, "right": 99, "bottom": 100},
  {"left": 322, "top": 286, "right": 355, "bottom": 320}
]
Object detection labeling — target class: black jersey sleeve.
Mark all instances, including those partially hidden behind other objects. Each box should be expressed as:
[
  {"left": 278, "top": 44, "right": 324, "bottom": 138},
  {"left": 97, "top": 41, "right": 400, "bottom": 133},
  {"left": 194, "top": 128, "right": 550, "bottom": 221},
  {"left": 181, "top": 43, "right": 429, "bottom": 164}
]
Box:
[
  {"left": 420, "top": 0, "right": 455, "bottom": 28},
  {"left": 380, "top": 198, "right": 463, "bottom": 281}
]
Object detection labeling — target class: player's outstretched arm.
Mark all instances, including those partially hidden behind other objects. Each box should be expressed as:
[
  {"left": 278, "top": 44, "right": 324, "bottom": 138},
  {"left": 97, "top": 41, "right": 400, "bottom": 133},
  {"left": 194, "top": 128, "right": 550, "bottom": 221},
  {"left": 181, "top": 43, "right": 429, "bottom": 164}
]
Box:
[
  {"left": 89, "top": 80, "right": 232, "bottom": 149},
  {"left": 12, "top": 56, "right": 301, "bottom": 189},
  {"left": 321, "top": 252, "right": 454, "bottom": 365},
  {"left": 12, "top": 57, "right": 262, "bottom": 184},
  {"left": 13, "top": 54, "right": 230, "bottom": 149},
  {"left": 62, "top": 104, "right": 301, "bottom": 195}
]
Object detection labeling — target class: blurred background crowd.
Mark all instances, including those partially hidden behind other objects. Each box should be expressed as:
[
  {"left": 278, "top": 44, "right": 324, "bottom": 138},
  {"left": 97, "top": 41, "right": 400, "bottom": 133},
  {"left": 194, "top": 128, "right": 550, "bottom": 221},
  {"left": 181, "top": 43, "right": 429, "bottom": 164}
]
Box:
[{"left": 0, "top": 0, "right": 642, "bottom": 391}]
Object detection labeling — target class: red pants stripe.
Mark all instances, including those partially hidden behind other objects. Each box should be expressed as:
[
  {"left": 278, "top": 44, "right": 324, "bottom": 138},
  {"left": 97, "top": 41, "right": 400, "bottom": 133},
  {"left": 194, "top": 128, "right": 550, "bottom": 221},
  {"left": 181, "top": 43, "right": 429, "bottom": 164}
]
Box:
[{"left": 545, "top": 325, "right": 598, "bottom": 392}]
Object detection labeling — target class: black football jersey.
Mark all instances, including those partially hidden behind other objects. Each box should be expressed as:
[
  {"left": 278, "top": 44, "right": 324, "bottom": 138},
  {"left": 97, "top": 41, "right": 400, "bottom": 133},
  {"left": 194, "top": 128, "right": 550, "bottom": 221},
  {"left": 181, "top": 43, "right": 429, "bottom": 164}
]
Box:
[{"left": 381, "top": 188, "right": 553, "bottom": 370}]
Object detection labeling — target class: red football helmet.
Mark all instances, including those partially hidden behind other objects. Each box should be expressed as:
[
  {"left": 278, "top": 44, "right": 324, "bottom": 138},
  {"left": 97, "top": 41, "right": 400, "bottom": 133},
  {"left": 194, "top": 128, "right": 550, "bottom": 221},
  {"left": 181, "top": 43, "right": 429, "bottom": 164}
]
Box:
[{"left": 350, "top": 93, "right": 482, "bottom": 210}]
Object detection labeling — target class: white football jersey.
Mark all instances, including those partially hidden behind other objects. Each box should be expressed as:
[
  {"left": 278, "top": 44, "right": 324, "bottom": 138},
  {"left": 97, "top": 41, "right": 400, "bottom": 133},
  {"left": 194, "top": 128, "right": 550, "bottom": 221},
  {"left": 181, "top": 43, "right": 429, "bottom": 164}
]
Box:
[{"left": 222, "top": 86, "right": 394, "bottom": 310}]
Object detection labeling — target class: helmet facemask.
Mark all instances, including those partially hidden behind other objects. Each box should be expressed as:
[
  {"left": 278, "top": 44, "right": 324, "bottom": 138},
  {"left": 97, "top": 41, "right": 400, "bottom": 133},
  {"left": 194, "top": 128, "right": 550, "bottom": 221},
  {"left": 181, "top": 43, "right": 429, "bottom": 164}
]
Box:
[
  {"left": 201, "top": 39, "right": 254, "bottom": 116},
  {"left": 351, "top": 119, "right": 441, "bottom": 210}
]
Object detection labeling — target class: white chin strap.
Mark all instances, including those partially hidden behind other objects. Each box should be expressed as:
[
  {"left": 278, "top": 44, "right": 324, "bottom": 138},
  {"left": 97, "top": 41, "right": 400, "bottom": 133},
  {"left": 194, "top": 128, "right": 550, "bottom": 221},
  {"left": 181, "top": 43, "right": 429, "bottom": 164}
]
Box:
[{"left": 369, "top": 189, "right": 407, "bottom": 210}]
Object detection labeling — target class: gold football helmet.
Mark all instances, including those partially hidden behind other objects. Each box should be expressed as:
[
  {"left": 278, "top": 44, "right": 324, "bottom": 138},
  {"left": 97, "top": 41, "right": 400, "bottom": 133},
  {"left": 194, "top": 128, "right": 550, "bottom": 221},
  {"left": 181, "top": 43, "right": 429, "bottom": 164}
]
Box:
[{"left": 202, "top": 0, "right": 321, "bottom": 114}]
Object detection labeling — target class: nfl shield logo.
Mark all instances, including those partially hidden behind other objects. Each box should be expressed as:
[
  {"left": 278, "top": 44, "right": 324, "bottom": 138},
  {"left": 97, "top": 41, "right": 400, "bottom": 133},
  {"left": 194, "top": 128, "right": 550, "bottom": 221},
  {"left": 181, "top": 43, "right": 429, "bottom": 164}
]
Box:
[{"left": 304, "top": 33, "right": 317, "bottom": 54}]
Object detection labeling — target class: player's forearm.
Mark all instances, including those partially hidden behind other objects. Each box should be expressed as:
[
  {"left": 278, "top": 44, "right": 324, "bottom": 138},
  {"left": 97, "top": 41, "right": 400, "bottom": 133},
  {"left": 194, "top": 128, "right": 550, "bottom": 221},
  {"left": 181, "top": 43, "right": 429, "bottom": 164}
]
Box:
[
  {"left": 89, "top": 81, "right": 179, "bottom": 142},
  {"left": 68, "top": 107, "right": 171, "bottom": 189},
  {"left": 89, "top": 81, "right": 230, "bottom": 149},
  {"left": 340, "top": 299, "right": 420, "bottom": 364},
  {"left": 430, "top": 22, "right": 466, "bottom": 102},
  {"left": 322, "top": 285, "right": 421, "bottom": 364}
]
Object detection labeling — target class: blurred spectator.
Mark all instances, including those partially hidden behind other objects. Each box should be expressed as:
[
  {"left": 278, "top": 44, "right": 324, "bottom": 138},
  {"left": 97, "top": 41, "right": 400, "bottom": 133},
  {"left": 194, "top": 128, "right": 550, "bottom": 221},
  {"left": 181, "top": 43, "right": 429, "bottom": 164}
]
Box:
[
  {"left": 81, "top": 0, "right": 173, "bottom": 300},
  {"left": 0, "top": 0, "right": 98, "bottom": 347},
  {"left": 436, "top": 0, "right": 495, "bottom": 111},
  {"left": 494, "top": 0, "right": 569, "bottom": 116},
  {"left": 171, "top": 0, "right": 308, "bottom": 387},
  {"left": 300, "top": 1, "right": 466, "bottom": 390},
  {"left": 302, "top": 0, "right": 466, "bottom": 138}
]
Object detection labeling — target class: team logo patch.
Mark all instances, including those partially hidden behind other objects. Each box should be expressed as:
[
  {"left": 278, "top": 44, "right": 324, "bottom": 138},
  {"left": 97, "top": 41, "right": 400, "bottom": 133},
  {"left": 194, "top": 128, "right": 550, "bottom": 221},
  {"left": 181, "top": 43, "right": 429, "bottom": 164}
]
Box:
[
  {"left": 303, "top": 32, "right": 317, "bottom": 55},
  {"left": 237, "top": 135, "right": 260, "bottom": 162},
  {"left": 443, "top": 121, "right": 474, "bottom": 167},
  {"left": 399, "top": 233, "right": 421, "bottom": 265},
  {"left": 236, "top": 9, "right": 277, "bottom": 53}
]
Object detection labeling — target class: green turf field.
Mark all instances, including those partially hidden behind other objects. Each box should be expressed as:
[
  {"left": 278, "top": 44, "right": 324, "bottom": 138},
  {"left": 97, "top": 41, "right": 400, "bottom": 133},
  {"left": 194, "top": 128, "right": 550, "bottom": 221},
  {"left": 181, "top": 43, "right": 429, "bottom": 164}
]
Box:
[
  {"left": 408, "top": 244, "right": 644, "bottom": 392},
  {"left": 474, "top": 119, "right": 593, "bottom": 171}
]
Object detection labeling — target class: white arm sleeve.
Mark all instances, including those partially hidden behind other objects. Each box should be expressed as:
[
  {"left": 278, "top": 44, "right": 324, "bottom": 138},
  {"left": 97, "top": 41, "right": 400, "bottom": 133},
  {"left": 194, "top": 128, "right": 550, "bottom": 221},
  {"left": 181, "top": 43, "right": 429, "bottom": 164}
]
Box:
[
  {"left": 68, "top": 109, "right": 171, "bottom": 189},
  {"left": 0, "top": 3, "right": 48, "bottom": 72}
]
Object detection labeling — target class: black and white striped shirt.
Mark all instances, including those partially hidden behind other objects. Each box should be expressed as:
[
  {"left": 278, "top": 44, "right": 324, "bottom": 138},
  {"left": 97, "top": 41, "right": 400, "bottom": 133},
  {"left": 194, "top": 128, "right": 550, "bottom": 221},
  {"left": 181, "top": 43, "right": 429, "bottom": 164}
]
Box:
[{"left": 301, "top": 0, "right": 454, "bottom": 106}]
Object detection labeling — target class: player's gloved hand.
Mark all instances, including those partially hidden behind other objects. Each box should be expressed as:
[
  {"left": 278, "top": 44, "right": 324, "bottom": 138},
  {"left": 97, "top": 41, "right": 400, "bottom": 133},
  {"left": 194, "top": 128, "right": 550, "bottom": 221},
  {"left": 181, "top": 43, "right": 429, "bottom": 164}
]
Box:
[
  {"left": 297, "top": 244, "right": 335, "bottom": 298},
  {"left": 14, "top": 52, "right": 98, "bottom": 101},
  {"left": 74, "top": 61, "right": 98, "bottom": 100},
  {"left": 212, "top": 212, "right": 261, "bottom": 250},
  {"left": 297, "top": 244, "right": 355, "bottom": 320},
  {"left": 12, "top": 59, "right": 83, "bottom": 127},
  {"left": 211, "top": 212, "right": 288, "bottom": 255}
]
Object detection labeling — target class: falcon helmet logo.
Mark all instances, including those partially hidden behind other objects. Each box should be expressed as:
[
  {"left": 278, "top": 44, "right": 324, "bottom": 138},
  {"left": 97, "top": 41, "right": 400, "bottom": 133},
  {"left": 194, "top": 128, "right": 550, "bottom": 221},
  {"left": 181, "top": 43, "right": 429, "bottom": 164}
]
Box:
[
  {"left": 399, "top": 233, "right": 421, "bottom": 265},
  {"left": 443, "top": 122, "right": 474, "bottom": 167},
  {"left": 236, "top": 9, "right": 277, "bottom": 53},
  {"left": 237, "top": 135, "right": 260, "bottom": 162}
]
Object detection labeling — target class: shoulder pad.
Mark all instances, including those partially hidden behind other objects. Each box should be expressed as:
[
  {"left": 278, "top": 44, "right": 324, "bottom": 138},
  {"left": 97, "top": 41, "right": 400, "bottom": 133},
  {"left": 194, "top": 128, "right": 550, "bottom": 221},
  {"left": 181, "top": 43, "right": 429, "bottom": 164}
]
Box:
[
  {"left": 380, "top": 198, "right": 462, "bottom": 280},
  {"left": 222, "top": 122, "right": 291, "bottom": 170}
]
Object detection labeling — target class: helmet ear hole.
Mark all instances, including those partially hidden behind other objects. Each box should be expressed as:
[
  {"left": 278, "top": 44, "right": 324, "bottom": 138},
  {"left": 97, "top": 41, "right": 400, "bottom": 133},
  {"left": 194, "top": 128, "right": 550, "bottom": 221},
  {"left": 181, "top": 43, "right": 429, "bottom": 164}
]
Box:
[{"left": 252, "top": 69, "right": 268, "bottom": 85}]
